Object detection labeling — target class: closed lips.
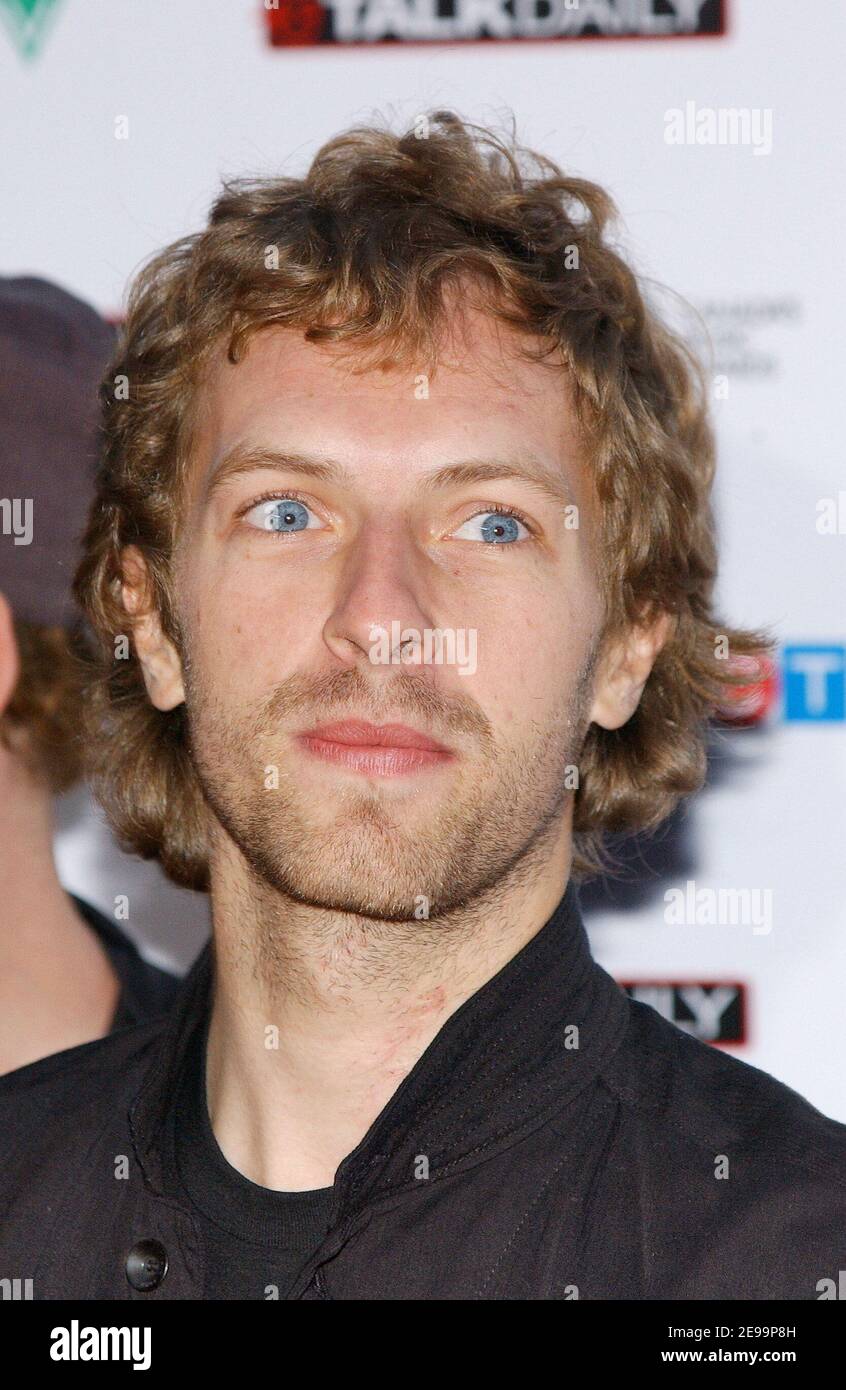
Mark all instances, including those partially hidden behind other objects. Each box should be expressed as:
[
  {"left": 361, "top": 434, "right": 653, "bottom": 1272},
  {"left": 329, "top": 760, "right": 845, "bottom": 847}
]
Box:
[{"left": 300, "top": 720, "right": 450, "bottom": 752}]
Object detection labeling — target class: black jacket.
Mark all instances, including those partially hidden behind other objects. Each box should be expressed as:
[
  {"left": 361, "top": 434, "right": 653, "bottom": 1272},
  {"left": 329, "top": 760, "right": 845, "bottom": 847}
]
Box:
[
  {"left": 1, "top": 879, "right": 844, "bottom": 1300},
  {"left": 69, "top": 893, "right": 183, "bottom": 1030}
]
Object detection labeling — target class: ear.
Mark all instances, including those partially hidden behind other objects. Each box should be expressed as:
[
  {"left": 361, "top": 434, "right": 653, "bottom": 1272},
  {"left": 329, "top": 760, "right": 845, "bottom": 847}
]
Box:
[
  {"left": 121, "top": 545, "right": 185, "bottom": 711},
  {"left": 588, "top": 609, "right": 676, "bottom": 732},
  {"left": 0, "top": 590, "right": 21, "bottom": 718}
]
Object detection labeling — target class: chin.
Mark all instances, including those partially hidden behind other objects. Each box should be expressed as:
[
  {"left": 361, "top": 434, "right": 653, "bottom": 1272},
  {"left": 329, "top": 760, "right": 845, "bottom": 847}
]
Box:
[{"left": 277, "top": 875, "right": 436, "bottom": 923}]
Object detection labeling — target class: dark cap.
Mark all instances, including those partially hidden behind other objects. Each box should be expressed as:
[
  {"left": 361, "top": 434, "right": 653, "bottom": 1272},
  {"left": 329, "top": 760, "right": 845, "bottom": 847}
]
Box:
[{"left": 0, "top": 275, "right": 117, "bottom": 628}]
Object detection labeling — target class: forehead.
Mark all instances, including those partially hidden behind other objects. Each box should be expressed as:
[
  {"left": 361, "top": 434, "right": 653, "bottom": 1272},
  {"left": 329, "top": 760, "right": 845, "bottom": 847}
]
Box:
[{"left": 191, "top": 303, "right": 586, "bottom": 499}]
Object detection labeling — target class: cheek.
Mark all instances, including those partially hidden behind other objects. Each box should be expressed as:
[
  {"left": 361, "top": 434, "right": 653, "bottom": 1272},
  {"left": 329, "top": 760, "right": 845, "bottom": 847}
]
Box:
[
  {"left": 186, "top": 572, "right": 319, "bottom": 695},
  {"left": 472, "top": 587, "right": 594, "bottom": 722}
]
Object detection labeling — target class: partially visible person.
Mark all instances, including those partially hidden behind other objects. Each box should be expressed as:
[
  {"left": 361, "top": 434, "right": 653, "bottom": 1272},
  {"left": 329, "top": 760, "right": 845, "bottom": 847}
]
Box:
[{"left": 0, "top": 276, "right": 182, "bottom": 1074}]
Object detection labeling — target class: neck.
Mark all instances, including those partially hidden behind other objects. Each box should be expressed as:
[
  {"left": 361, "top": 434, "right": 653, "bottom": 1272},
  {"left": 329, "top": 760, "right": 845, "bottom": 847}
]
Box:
[
  {"left": 0, "top": 749, "right": 119, "bottom": 1072},
  {"left": 205, "top": 818, "right": 573, "bottom": 1192}
]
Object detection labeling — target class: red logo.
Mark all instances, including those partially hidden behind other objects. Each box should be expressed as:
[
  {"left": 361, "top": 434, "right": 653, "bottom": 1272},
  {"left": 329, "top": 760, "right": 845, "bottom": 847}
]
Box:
[
  {"left": 715, "top": 652, "right": 778, "bottom": 727},
  {"left": 265, "top": 0, "right": 326, "bottom": 47}
]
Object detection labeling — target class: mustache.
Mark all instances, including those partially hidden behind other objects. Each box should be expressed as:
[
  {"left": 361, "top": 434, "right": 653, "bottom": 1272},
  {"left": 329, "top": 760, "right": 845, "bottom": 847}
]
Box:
[{"left": 255, "top": 666, "right": 492, "bottom": 744}]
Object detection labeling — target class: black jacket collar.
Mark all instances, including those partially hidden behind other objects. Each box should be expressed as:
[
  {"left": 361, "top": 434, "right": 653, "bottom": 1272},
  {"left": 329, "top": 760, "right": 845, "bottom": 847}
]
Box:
[
  {"left": 68, "top": 892, "right": 181, "bottom": 1028},
  {"left": 128, "top": 878, "right": 630, "bottom": 1220}
]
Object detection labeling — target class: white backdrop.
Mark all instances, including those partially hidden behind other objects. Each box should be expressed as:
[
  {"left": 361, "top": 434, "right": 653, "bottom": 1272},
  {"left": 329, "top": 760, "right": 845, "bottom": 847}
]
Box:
[{"left": 2, "top": 0, "right": 844, "bottom": 1120}]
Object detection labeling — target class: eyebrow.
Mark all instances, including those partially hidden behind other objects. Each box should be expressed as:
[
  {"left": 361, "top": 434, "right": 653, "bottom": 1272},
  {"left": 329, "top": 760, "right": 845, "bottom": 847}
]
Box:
[{"left": 204, "top": 444, "right": 576, "bottom": 512}]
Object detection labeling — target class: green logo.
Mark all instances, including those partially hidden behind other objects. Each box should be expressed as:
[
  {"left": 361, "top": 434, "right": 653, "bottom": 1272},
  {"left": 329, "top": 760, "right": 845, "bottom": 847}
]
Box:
[{"left": 0, "top": 0, "right": 63, "bottom": 61}]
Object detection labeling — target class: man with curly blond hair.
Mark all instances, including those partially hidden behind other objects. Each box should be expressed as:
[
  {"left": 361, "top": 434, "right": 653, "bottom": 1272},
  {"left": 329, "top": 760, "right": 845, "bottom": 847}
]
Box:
[{"left": 0, "top": 112, "right": 843, "bottom": 1301}]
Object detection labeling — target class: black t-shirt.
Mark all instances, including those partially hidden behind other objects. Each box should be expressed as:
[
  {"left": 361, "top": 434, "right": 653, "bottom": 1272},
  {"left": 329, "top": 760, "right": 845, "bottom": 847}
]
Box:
[{"left": 168, "top": 1014, "right": 335, "bottom": 1300}]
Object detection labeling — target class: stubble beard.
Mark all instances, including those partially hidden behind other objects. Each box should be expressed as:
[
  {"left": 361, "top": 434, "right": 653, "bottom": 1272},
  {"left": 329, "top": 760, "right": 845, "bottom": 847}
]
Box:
[{"left": 183, "top": 653, "right": 597, "bottom": 926}]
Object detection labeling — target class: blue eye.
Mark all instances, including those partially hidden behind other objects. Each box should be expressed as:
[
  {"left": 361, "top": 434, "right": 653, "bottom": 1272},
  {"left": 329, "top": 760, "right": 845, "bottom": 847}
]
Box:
[
  {"left": 454, "top": 510, "right": 530, "bottom": 544},
  {"left": 244, "top": 497, "right": 316, "bottom": 534}
]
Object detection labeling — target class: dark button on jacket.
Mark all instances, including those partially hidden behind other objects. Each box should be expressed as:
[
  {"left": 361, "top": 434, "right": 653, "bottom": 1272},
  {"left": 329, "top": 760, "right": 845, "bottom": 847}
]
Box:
[
  {"left": 125, "top": 1239, "right": 168, "bottom": 1292},
  {"left": 1, "top": 880, "right": 844, "bottom": 1299}
]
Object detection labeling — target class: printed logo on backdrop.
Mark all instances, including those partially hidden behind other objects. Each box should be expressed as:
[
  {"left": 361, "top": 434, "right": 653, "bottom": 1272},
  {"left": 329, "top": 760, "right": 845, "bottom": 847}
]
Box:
[
  {"left": 263, "top": 0, "right": 727, "bottom": 47},
  {"left": 0, "top": 0, "right": 62, "bottom": 60},
  {"left": 621, "top": 982, "right": 747, "bottom": 1045},
  {"left": 782, "top": 645, "right": 845, "bottom": 722},
  {"left": 713, "top": 648, "right": 846, "bottom": 726},
  {"left": 692, "top": 297, "right": 802, "bottom": 380},
  {"left": 714, "top": 652, "right": 778, "bottom": 727}
]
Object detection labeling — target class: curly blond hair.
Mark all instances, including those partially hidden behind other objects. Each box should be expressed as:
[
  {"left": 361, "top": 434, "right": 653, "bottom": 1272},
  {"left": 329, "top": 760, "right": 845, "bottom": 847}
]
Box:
[{"left": 73, "top": 109, "right": 774, "bottom": 889}]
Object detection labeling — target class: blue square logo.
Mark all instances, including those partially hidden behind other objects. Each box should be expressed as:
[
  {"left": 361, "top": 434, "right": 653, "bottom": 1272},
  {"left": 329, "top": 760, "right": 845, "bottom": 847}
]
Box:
[{"left": 783, "top": 645, "right": 845, "bottom": 721}]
